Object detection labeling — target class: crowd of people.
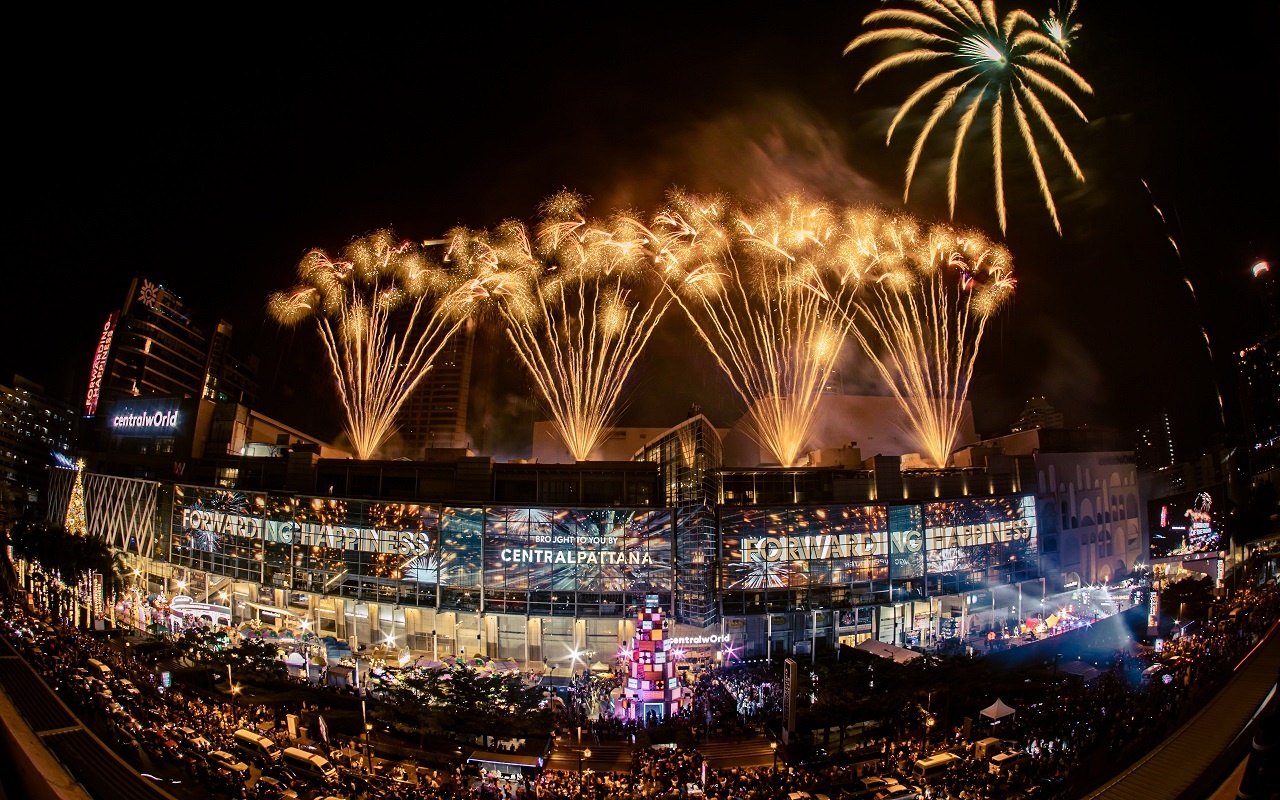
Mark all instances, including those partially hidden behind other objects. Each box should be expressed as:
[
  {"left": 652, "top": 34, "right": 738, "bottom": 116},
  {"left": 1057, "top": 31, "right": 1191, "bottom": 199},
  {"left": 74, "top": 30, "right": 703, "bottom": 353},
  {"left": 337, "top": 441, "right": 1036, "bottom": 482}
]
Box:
[{"left": 2, "top": 575, "right": 1277, "bottom": 799}]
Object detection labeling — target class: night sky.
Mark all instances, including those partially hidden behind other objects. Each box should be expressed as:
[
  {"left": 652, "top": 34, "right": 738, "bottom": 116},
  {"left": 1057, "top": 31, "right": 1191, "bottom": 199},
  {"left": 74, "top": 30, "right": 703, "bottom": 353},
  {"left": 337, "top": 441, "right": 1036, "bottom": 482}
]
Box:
[{"left": 6, "top": 4, "right": 1277, "bottom": 459}]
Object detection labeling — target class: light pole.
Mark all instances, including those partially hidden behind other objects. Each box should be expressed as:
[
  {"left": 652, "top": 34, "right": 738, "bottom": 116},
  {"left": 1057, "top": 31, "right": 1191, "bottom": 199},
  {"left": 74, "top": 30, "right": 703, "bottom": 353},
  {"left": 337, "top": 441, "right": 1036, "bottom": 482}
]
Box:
[
  {"left": 579, "top": 748, "right": 592, "bottom": 792},
  {"left": 362, "top": 698, "right": 372, "bottom": 775},
  {"left": 771, "top": 740, "right": 778, "bottom": 773}
]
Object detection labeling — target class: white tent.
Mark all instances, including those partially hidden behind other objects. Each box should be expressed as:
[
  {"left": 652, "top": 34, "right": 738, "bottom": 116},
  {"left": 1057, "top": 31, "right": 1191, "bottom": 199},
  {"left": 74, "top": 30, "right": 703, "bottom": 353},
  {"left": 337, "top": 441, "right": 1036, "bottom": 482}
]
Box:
[
  {"left": 854, "top": 639, "right": 923, "bottom": 663},
  {"left": 980, "top": 698, "right": 1016, "bottom": 721}
]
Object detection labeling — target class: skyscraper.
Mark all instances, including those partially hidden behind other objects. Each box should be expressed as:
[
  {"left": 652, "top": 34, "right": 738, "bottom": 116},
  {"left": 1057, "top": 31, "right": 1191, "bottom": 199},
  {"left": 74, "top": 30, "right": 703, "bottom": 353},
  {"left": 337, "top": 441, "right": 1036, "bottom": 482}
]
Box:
[
  {"left": 91, "top": 277, "right": 258, "bottom": 410},
  {"left": 0, "top": 375, "right": 75, "bottom": 508},
  {"left": 390, "top": 320, "right": 475, "bottom": 455}
]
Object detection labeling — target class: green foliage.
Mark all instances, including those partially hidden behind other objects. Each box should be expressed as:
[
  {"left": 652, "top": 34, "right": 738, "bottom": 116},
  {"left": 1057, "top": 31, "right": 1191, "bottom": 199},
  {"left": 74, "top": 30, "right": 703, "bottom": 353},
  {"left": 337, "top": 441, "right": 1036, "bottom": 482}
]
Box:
[
  {"left": 1161, "top": 575, "right": 1214, "bottom": 622},
  {"left": 6, "top": 520, "right": 132, "bottom": 612},
  {"left": 378, "top": 667, "right": 552, "bottom": 736}
]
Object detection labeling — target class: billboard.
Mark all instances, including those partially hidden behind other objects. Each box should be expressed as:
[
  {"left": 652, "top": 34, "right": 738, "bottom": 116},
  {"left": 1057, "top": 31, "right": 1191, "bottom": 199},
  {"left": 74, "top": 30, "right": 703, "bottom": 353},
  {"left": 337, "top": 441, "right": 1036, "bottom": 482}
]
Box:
[
  {"left": 922, "top": 495, "right": 1038, "bottom": 575},
  {"left": 721, "top": 505, "right": 889, "bottom": 590},
  {"left": 721, "top": 495, "right": 1037, "bottom": 592},
  {"left": 83, "top": 312, "right": 117, "bottom": 416},
  {"left": 1148, "top": 486, "right": 1224, "bottom": 559},
  {"left": 479, "top": 507, "right": 673, "bottom": 593}
]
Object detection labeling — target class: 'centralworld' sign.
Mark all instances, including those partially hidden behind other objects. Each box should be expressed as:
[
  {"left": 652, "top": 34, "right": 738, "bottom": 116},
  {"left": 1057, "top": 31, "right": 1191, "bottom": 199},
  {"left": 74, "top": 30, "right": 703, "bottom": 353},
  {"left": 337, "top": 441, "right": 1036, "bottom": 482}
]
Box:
[{"left": 112, "top": 409, "right": 180, "bottom": 430}]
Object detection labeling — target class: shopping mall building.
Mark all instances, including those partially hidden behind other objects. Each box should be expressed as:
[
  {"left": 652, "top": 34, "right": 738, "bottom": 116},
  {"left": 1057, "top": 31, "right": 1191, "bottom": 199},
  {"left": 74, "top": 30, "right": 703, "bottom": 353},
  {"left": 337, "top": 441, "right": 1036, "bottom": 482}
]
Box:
[{"left": 51, "top": 410, "right": 1050, "bottom": 670}]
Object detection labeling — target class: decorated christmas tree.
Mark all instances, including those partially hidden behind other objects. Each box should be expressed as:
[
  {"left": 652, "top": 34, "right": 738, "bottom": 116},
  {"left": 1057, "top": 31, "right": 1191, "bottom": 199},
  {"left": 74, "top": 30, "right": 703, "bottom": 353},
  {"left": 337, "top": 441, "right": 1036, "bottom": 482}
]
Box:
[
  {"left": 617, "top": 594, "right": 684, "bottom": 724},
  {"left": 65, "top": 459, "right": 87, "bottom": 536}
]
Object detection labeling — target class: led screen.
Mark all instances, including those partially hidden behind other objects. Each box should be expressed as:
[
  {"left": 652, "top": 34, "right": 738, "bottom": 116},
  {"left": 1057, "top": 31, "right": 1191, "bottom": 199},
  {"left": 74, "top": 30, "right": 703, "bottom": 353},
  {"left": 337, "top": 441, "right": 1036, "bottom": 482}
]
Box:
[{"left": 1148, "top": 486, "right": 1224, "bottom": 559}]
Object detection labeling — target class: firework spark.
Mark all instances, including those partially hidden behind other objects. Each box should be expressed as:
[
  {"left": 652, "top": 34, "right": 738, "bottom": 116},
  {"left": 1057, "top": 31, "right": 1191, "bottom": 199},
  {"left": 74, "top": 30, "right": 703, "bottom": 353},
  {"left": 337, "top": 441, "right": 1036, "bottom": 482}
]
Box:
[
  {"left": 448, "top": 193, "right": 672, "bottom": 462},
  {"left": 844, "top": 214, "right": 1015, "bottom": 467},
  {"left": 268, "top": 230, "right": 487, "bottom": 459},
  {"left": 845, "top": 0, "right": 1093, "bottom": 233},
  {"left": 657, "top": 193, "right": 866, "bottom": 468}
]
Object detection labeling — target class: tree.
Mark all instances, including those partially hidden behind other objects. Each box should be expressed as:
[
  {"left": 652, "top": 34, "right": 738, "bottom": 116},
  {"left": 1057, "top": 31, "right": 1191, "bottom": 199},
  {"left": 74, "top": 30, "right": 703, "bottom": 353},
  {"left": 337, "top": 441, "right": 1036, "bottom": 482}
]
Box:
[{"left": 1161, "top": 575, "right": 1213, "bottom": 622}]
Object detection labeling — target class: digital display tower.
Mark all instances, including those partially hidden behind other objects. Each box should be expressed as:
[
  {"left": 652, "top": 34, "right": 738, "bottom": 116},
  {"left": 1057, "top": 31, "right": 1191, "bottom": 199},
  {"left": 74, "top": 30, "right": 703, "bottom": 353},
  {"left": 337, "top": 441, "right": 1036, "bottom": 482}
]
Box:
[{"left": 618, "top": 594, "right": 685, "bottom": 724}]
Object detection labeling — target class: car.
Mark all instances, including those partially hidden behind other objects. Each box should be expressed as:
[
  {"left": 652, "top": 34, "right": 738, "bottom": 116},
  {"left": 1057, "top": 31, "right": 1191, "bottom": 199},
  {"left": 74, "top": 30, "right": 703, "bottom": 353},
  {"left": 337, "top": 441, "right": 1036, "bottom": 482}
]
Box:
[
  {"left": 844, "top": 776, "right": 900, "bottom": 799},
  {"left": 210, "top": 766, "right": 250, "bottom": 799},
  {"left": 260, "top": 763, "right": 304, "bottom": 789},
  {"left": 116, "top": 733, "right": 143, "bottom": 760},
  {"left": 141, "top": 728, "right": 180, "bottom": 760},
  {"left": 252, "top": 775, "right": 299, "bottom": 799},
  {"left": 174, "top": 726, "right": 214, "bottom": 752},
  {"left": 115, "top": 678, "right": 143, "bottom": 699},
  {"left": 873, "top": 786, "right": 922, "bottom": 800},
  {"left": 208, "top": 749, "right": 251, "bottom": 776}
]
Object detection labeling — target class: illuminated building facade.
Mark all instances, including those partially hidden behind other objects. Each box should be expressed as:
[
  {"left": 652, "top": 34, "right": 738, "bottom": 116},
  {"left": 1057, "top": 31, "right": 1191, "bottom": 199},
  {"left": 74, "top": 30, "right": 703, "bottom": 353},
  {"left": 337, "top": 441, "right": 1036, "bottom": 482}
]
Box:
[
  {"left": 92, "top": 277, "right": 258, "bottom": 412},
  {"left": 955, "top": 428, "right": 1144, "bottom": 587},
  {"left": 54, "top": 445, "right": 1043, "bottom": 666},
  {"left": 0, "top": 375, "right": 75, "bottom": 506}
]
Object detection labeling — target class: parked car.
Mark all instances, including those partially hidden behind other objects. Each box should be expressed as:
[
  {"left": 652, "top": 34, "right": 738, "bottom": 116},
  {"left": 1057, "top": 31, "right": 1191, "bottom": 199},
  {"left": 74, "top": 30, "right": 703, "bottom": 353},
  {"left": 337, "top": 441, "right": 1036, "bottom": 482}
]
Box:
[
  {"left": 173, "top": 726, "right": 214, "bottom": 752},
  {"left": 252, "top": 775, "right": 299, "bottom": 799},
  {"left": 140, "top": 728, "right": 180, "bottom": 761},
  {"left": 873, "top": 786, "right": 922, "bottom": 800},
  {"left": 260, "top": 763, "right": 304, "bottom": 790},
  {"left": 207, "top": 749, "right": 251, "bottom": 777}
]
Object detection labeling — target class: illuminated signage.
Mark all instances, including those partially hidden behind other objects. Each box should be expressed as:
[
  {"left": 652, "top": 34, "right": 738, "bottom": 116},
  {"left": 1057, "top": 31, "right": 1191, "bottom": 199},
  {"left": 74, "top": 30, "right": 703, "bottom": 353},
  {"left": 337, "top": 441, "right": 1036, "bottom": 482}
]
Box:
[
  {"left": 83, "top": 312, "right": 117, "bottom": 416},
  {"left": 112, "top": 409, "right": 180, "bottom": 429},
  {"left": 1149, "top": 487, "right": 1224, "bottom": 559},
  {"left": 499, "top": 547, "right": 653, "bottom": 565},
  {"left": 666, "top": 634, "right": 731, "bottom": 645},
  {"left": 740, "top": 519, "right": 1031, "bottom": 563},
  {"left": 180, "top": 506, "right": 433, "bottom": 558}
]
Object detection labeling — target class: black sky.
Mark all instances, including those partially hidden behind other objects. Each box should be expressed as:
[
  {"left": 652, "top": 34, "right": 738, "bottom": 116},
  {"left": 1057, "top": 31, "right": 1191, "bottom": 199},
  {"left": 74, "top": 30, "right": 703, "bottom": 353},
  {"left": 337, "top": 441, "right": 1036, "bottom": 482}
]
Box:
[{"left": 5, "top": 4, "right": 1277, "bottom": 458}]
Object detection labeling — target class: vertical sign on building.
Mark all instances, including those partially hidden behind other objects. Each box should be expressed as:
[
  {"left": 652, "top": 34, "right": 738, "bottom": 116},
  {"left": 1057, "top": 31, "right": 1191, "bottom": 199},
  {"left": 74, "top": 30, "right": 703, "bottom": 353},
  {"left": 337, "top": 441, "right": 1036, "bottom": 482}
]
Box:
[
  {"left": 782, "top": 657, "right": 798, "bottom": 744},
  {"left": 83, "top": 311, "right": 118, "bottom": 416}
]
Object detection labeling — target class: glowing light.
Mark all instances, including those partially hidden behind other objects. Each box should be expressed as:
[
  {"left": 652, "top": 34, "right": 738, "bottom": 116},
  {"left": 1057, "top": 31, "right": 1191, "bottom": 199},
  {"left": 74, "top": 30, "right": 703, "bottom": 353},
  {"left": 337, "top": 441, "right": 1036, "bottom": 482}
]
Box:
[
  {"left": 269, "top": 230, "right": 487, "bottom": 459},
  {"left": 658, "top": 193, "right": 865, "bottom": 467},
  {"left": 65, "top": 459, "right": 87, "bottom": 536},
  {"left": 1253, "top": 260, "right": 1270, "bottom": 278},
  {"left": 845, "top": 0, "right": 1093, "bottom": 233},
  {"left": 1043, "top": 1, "right": 1081, "bottom": 52},
  {"left": 449, "top": 194, "right": 672, "bottom": 461},
  {"left": 846, "top": 214, "right": 1015, "bottom": 466}
]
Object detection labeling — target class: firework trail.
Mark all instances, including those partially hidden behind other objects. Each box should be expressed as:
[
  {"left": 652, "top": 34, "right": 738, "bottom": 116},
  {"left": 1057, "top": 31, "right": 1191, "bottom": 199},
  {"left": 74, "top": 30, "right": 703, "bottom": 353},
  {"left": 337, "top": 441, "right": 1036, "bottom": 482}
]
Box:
[
  {"left": 447, "top": 192, "right": 672, "bottom": 462},
  {"left": 845, "top": 0, "right": 1092, "bottom": 233},
  {"left": 1140, "top": 180, "right": 1227, "bottom": 433},
  {"left": 845, "top": 214, "right": 1015, "bottom": 467},
  {"left": 268, "top": 230, "right": 488, "bottom": 459},
  {"left": 657, "top": 193, "right": 866, "bottom": 468}
]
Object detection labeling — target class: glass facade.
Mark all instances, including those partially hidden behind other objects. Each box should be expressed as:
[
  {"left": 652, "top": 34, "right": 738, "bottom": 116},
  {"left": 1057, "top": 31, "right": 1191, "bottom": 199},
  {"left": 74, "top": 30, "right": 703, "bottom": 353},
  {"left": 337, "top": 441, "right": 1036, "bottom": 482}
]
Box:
[
  {"left": 720, "top": 495, "right": 1037, "bottom": 616},
  {"left": 163, "top": 484, "right": 1037, "bottom": 628}
]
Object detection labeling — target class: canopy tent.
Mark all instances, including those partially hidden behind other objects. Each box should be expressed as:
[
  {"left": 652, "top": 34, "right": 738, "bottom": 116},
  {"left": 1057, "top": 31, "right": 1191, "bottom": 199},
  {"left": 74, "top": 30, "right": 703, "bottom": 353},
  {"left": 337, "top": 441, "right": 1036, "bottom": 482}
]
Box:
[
  {"left": 589, "top": 660, "right": 612, "bottom": 672},
  {"left": 980, "top": 698, "right": 1017, "bottom": 721},
  {"left": 854, "top": 639, "right": 923, "bottom": 663},
  {"left": 1057, "top": 661, "right": 1101, "bottom": 681}
]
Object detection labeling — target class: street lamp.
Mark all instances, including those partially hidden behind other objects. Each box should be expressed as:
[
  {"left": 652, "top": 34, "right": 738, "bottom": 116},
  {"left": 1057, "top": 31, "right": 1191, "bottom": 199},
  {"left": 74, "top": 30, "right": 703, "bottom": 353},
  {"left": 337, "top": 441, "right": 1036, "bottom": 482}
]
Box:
[
  {"left": 362, "top": 698, "right": 373, "bottom": 775},
  {"left": 579, "top": 748, "right": 592, "bottom": 792},
  {"left": 771, "top": 740, "right": 778, "bottom": 773}
]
